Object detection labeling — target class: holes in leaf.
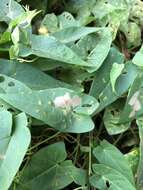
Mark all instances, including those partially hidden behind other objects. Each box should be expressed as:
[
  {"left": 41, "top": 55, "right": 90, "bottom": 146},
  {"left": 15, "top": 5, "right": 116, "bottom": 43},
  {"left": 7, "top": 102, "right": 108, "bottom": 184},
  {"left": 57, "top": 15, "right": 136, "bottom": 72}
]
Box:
[
  {"left": 111, "top": 110, "right": 115, "bottom": 115},
  {"left": 7, "top": 108, "right": 15, "bottom": 113},
  {"left": 87, "top": 50, "right": 91, "bottom": 55},
  {"left": 82, "top": 104, "right": 92, "bottom": 107},
  {"left": 122, "top": 70, "right": 127, "bottom": 75},
  {"left": 98, "top": 98, "right": 101, "bottom": 103},
  {"left": 8, "top": 81, "right": 15, "bottom": 87},
  {"left": 63, "top": 13, "right": 72, "bottom": 20},
  {"left": 115, "top": 109, "right": 119, "bottom": 112},
  {"left": 106, "top": 181, "right": 110, "bottom": 188},
  {"left": 74, "top": 39, "right": 79, "bottom": 44},
  {"left": 0, "top": 76, "right": 5, "bottom": 83},
  {"left": 6, "top": 2, "right": 9, "bottom": 7}
]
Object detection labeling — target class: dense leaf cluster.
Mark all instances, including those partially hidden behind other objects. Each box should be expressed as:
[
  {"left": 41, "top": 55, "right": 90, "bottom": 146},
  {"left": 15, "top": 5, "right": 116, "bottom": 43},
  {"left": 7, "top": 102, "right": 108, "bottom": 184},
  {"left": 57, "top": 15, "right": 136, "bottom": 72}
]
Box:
[{"left": 1, "top": 0, "right": 143, "bottom": 190}]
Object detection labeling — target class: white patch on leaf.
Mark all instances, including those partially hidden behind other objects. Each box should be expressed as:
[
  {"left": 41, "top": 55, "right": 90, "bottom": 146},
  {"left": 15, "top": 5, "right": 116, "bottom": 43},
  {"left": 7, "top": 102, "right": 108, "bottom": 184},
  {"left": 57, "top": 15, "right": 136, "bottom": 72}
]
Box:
[
  {"left": 53, "top": 93, "right": 81, "bottom": 108},
  {"left": 128, "top": 91, "right": 141, "bottom": 118},
  {"left": 0, "top": 154, "right": 6, "bottom": 160}
]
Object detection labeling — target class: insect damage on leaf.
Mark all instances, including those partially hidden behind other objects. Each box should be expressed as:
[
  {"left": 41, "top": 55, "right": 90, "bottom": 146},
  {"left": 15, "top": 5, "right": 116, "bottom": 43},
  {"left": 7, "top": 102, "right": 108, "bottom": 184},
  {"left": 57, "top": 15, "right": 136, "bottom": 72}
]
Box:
[
  {"left": 128, "top": 91, "right": 141, "bottom": 118},
  {"left": 38, "top": 26, "right": 49, "bottom": 35},
  {"left": 53, "top": 93, "right": 81, "bottom": 109},
  {"left": 0, "top": 154, "right": 6, "bottom": 160}
]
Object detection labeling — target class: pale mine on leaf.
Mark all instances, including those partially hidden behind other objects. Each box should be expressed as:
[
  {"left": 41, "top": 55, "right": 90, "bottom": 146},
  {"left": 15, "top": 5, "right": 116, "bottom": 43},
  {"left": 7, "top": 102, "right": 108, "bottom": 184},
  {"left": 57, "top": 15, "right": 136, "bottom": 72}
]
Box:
[
  {"left": 128, "top": 91, "right": 141, "bottom": 118},
  {"left": 53, "top": 93, "right": 81, "bottom": 108},
  {"left": 0, "top": 154, "right": 6, "bottom": 160}
]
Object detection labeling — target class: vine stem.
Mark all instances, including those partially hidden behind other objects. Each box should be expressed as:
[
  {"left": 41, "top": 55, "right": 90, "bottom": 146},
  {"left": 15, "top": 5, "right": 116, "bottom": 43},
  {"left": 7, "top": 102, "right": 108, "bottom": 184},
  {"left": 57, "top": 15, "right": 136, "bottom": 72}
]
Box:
[
  {"left": 88, "top": 132, "right": 92, "bottom": 176},
  {"left": 29, "top": 131, "right": 61, "bottom": 151}
]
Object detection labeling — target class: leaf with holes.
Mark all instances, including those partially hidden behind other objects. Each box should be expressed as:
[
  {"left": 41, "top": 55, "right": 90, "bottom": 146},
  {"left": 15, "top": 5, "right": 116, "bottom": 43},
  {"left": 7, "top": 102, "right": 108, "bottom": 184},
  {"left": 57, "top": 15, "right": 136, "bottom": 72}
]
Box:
[
  {"left": 0, "top": 74, "right": 98, "bottom": 133},
  {"left": 13, "top": 26, "right": 112, "bottom": 73},
  {"left": 90, "top": 164, "right": 136, "bottom": 190},
  {"left": 0, "top": 0, "right": 24, "bottom": 23},
  {"left": 92, "top": 140, "right": 135, "bottom": 185},
  {"left": 103, "top": 101, "right": 130, "bottom": 135},
  {"left": 0, "top": 59, "right": 80, "bottom": 91},
  {"left": 90, "top": 49, "right": 138, "bottom": 114}
]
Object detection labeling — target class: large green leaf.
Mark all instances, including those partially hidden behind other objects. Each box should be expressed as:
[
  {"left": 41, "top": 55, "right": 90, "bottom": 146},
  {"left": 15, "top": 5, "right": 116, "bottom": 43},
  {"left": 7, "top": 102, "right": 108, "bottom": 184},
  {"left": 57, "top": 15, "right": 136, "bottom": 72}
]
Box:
[
  {"left": 16, "top": 142, "right": 86, "bottom": 190},
  {"left": 14, "top": 26, "right": 112, "bottom": 73},
  {"left": 93, "top": 140, "right": 135, "bottom": 185},
  {"left": 90, "top": 164, "right": 136, "bottom": 190},
  {"left": 0, "top": 74, "right": 98, "bottom": 133},
  {"left": 90, "top": 47, "right": 138, "bottom": 114},
  {"left": 0, "top": 59, "right": 80, "bottom": 91},
  {"left": 90, "top": 47, "right": 124, "bottom": 97},
  {"left": 0, "top": 112, "right": 31, "bottom": 190},
  {"left": 18, "top": 34, "right": 89, "bottom": 66}
]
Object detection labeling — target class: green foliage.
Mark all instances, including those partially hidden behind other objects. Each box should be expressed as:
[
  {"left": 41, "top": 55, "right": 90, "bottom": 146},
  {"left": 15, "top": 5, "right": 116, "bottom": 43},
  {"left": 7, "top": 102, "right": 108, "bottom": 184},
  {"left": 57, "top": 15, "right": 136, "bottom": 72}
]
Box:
[
  {"left": 16, "top": 142, "right": 86, "bottom": 190},
  {"left": 0, "top": 0, "right": 143, "bottom": 189},
  {"left": 0, "top": 112, "right": 30, "bottom": 190},
  {"left": 90, "top": 141, "right": 136, "bottom": 189}
]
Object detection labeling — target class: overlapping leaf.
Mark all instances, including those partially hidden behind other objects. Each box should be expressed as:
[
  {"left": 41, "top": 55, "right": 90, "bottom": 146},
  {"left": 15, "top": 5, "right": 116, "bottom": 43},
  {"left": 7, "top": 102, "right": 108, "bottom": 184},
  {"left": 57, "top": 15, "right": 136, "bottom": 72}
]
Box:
[
  {"left": 0, "top": 111, "right": 30, "bottom": 190},
  {"left": 90, "top": 140, "right": 136, "bottom": 189}
]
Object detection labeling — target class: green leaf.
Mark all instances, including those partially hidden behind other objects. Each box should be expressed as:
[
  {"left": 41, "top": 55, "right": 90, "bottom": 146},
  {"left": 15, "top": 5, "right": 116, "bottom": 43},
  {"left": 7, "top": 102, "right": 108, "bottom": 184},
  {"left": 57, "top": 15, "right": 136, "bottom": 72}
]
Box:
[
  {"left": 92, "top": 0, "right": 129, "bottom": 38},
  {"left": 17, "top": 142, "right": 86, "bottom": 190},
  {"left": 93, "top": 140, "right": 135, "bottom": 185},
  {"left": 23, "top": 34, "right": 88, "bottom": 66},
  {"left": 0, "top": 75, "right": 98, "bottom": 133},
  {"left": 121, "top": 22, "right": 141, "bottom": 48},
  {"left": 90, "top": 47, "right": 124, "bottom": 97},
  {"left": 16, "top": 26, "right": 112, "bottom": 72},
  {"left": 90, "top": 164, "right": 136, "bottom": 190},
  {"left": 0, "top": 110, "right": 12, "bottom": 139},
  {"left": 136, "top": 117, "right": 143, "bottom": 189},
  {"left": 110, "top": 63, "right": 124, "bottom": 93},
  {"left": 0, "top": 112, "right": 31, "bottom": 190},
  {"left": 40, "top": 13, "right": 58, "bottom": 34},
  {"left": 133, "top": 45, "right": 143, "bottom": 67},
  {"left": 119, "top": 74, "right": 143, "bottom": 123},
  {"left": 0, "top": 59, "right": 80, "bottom": 91},
  {"left": 103, "top": 101, "right": 130, "bottom": 135},
  {"left": 90, "top": 48, "right": 138, "bottom": 114},
  {"left": 125, "top": 148, "right": 139, "bottom": 175},
  {"left": 0, "top": 0, "right": 24, "bottom": 23}
]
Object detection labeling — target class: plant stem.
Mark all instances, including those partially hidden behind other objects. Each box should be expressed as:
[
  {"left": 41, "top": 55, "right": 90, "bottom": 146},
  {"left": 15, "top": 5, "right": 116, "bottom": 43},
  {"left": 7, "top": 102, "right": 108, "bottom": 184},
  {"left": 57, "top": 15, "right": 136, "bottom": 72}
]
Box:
[{"left": 29, "top": 131, "right": 61, "bottom": 151}]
